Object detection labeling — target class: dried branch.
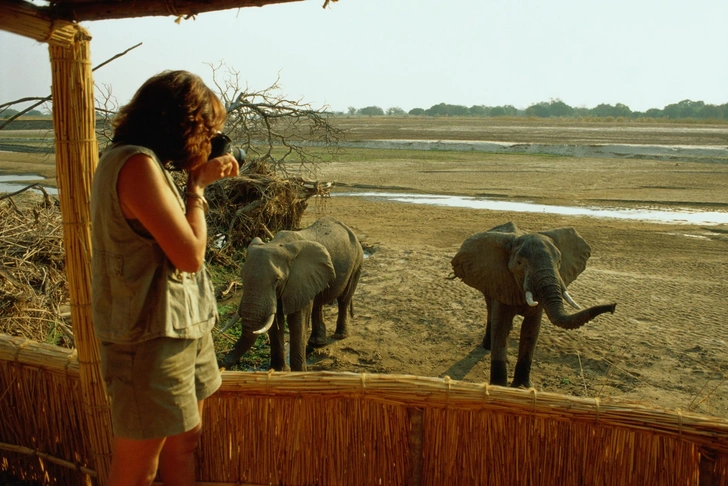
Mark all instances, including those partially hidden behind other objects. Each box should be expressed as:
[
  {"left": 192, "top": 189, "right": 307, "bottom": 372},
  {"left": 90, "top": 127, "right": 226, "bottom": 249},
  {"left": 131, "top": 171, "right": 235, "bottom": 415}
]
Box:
[
  {"left": 0, "top": 42, "right": 143, "bottom": 132},
  {"left": 0, "top": 184, "right": 53, "bottom": 204},
  {"left": 0, "top": 97, "right": 51, "bottom": 110},
  {"left": 0, "top": 193, "right": 69, "bottom": 347},
  {"left": 94, "top": 83, "right": 119, "bottom": 149},
  {"left": 208, "top": 62, "right": 344, "bottom": 177},
  {"left": 0, "top": 96, "right": 52, "bottom": 131},
  {"left": 92, "top": 41, "right": 143, "bottom": 72}
]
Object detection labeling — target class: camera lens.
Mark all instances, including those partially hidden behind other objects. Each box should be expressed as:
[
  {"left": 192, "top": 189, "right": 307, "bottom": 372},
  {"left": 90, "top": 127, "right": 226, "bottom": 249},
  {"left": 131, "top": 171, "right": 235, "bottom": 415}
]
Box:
[
  {"left": 209, "top": 132, "right": 245, "bottom": 164},
  {"left": 230, "top": 147, "right": 246, "bottom": 164}
]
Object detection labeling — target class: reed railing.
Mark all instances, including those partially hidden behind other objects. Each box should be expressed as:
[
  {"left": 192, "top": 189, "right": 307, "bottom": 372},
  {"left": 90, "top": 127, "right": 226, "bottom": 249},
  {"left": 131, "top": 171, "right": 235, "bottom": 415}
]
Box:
[{"left": 1, "top": 334, "right": 727, "bottom": 486}]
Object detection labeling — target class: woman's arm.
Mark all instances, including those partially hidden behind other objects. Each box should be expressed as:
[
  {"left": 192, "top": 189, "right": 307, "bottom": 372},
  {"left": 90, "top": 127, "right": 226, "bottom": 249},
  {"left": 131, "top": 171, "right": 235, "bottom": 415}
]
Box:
[{"left": 117, "top": 153, "right": 239, "bottom": 272}]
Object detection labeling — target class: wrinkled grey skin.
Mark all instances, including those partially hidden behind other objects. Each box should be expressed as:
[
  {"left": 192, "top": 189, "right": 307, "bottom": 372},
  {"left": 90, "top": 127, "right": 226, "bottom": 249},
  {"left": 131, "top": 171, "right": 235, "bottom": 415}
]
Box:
[
  {"left": 219, "top": 216, "right": 363, "bottom": 371},
  {"left": 451, "top": 222, "right": 616, "bottom": 388}
]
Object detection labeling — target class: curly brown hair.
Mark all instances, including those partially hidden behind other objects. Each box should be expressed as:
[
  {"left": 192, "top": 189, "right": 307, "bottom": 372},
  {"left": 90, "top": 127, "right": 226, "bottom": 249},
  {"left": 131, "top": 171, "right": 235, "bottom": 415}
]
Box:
[{"left": 111, "top": 70, "right": 227, "bottom": 171}]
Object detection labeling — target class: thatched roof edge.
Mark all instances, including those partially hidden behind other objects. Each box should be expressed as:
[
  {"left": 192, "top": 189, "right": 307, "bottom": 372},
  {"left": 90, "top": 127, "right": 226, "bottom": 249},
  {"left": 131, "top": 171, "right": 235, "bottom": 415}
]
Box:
[
  {"left": 1, "top": 0, "right": 314, "bottom": 26},
  {"left": 0, "top": 0, "right": 77, "bottom": 44}
]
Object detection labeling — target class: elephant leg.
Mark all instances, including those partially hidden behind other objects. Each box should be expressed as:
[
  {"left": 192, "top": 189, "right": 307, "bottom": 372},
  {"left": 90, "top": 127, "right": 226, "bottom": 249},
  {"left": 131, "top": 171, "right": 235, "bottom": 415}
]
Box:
[
  {"left": 334, "top": 266, "right": 361, "bottom": 340},
  {"left": 308, "top": 302, "right": 328, "bottom": 348},
  {"left": 489, "top": 301, "right": 516, "bottom": 387},
  {"left": 288, "top": 302, "right": 312, "bottom": 371},
  {"left": 483, "top": 296, "right": 493, "bottom": 351},
  {"left": 269, "top": 305, "right": 290, "bottom": 372},
  {"left": 333, "top": 298, "right": 349, "bottom": 340},
  {"left": 511, "top": 309, "right": 543, "bottom": 389}
]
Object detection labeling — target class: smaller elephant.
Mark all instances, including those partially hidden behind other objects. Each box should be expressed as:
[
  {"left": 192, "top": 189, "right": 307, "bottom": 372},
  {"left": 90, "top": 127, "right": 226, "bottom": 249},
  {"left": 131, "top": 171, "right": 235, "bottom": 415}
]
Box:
[
  {"left": 219, "top": 216, "right": 363, "bottom": 371},
  {"left": 451, "top": 222, "right": 616, "bottom": 388}
]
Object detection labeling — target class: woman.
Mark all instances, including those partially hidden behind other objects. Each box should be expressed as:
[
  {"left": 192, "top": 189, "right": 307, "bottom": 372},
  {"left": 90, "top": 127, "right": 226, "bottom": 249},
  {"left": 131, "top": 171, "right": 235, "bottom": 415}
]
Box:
[{"left": 91, "top": 70, "right": 239, "bottom": 486}]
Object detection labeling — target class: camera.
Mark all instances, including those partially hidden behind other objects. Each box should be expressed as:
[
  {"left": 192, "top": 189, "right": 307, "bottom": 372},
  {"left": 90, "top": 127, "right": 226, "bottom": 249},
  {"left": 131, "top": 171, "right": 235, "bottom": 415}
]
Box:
[{"left": 209, "top": 132, "right": 246, "bottom": 164}]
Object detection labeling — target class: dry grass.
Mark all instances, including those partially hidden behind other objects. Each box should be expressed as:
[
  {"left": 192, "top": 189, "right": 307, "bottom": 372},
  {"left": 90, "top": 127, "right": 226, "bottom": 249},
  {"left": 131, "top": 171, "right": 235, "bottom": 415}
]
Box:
[{"left": 0, "top": 191, "right": 71, "bottom": 347}]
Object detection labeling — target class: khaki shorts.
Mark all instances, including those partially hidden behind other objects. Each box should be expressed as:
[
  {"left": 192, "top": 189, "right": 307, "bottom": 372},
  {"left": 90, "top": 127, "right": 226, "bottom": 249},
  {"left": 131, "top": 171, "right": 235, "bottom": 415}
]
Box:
[{"left": 100, "top": 332, "right": 222, "bottom": 440}]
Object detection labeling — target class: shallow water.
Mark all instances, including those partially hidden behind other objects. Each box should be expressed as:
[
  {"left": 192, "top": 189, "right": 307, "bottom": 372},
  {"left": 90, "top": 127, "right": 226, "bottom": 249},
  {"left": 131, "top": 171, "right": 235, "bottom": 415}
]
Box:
[
  {"left": 2, "top": 177, "right": 725, "bottom": 225},
  {"left": 0, "top": 174, "right": 58, "bottom": 195},
  {"left": 337, "top": 192, "right": 728, "bottom": 225}
]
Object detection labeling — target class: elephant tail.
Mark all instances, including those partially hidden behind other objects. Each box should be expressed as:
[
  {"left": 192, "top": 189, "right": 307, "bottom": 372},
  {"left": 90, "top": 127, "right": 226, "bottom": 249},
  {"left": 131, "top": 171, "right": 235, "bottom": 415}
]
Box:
[{"left": 349, "top": 299, "right": 355, "bottom": 318}]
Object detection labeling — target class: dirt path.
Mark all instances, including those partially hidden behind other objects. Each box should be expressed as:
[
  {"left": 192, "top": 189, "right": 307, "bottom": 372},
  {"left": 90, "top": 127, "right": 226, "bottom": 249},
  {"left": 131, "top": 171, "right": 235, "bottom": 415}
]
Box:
[{"left": 293, "top": 152, "right": 728, "bottom": 419}]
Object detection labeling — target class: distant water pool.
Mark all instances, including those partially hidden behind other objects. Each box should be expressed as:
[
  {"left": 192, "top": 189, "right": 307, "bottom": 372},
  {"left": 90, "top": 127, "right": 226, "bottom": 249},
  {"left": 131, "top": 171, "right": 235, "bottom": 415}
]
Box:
[
  {"left": 0, "top": 174, "right": 58, "bottom": 195},
  {"left": 337, "top": 192, "right": 728, "bottom": 225}
]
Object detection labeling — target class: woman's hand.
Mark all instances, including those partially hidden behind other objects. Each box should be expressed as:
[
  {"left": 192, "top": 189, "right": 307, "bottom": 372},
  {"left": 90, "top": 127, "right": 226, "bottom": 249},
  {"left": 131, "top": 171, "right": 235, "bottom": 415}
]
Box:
[{"left": 186, "top": 154, "right": 240, "bottom": 194}]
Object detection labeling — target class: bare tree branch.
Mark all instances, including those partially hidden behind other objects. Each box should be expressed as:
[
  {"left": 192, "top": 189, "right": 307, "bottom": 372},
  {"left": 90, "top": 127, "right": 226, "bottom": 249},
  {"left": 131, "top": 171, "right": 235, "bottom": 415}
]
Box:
[
  {"left": 0, "top": 184, "right": 54, "bottom": 206},
  {"left": 92, "top": 42, "right": 143, "bottom": 72},
  {"left": 0, "top": 96, "right": 52, "bottom": 131},
  {"left": 0, "top": 42, "right": 143, "bottom": 131},
  {"left": 94, "top": 84, "right": 119, "bottom": 148},
  {"left": 0, "top": 97, "right": 52, "bottom": 110},
  {"left": 208, "top": 62, "right": 343, "bottom": 177}
]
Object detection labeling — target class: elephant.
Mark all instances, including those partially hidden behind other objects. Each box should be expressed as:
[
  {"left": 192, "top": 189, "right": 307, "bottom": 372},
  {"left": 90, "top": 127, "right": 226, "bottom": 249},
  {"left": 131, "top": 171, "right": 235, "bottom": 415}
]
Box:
[
  {"left": 451, "top": 222, "right": 616, "bottom": 388},
  {"left": 218, "top": 216, "right": 363, "bottom": 371}
]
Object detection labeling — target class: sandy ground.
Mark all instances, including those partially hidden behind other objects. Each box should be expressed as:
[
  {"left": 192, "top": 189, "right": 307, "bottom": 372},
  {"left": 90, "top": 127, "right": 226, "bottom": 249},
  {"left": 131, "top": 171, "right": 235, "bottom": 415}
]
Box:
[
  {"left": 287, "top": 148, "right": 728, "bottom": 419},
  {"left": 2, "top": 119, "right": 727, "bottom": 420}
]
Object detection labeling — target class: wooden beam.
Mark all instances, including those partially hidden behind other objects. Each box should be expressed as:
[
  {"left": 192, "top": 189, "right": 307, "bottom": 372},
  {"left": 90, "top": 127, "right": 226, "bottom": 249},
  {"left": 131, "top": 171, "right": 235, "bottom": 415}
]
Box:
[
  {"left": 45, "top": 0, "right": 307, "bottom": 22},
  {"left": 0, "top": 0, "right": 76, "bottom": 45}
]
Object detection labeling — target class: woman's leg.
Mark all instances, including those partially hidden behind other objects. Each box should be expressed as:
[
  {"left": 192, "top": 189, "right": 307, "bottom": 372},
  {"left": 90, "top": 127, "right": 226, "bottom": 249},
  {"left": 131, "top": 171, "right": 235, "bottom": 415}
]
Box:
[
  {"left": 107, "top": 436, "right": 166, "bottom": 486},
  {"left": 158, "top": 400, "right": 205, "bottom": 486}
]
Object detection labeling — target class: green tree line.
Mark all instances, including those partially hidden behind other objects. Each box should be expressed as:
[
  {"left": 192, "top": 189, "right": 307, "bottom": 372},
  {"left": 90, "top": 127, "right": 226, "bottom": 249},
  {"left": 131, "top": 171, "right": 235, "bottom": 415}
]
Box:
[
  {"left": 346, "top": 99, "right": 728, "bottom": 121},
  {"left": 0, "top": 108, "right": 47, "bottom": 119},
  {"left": 7, "top": 99, "right": 728, "bottom": 121}
]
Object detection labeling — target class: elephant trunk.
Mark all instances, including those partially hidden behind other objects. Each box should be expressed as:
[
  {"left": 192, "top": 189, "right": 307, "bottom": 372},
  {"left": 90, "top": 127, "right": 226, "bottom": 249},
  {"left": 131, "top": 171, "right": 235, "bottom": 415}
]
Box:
[
  {"left": 218, "top": 296, "right": 277, "bottom": 369},
  {"left": 219, "top": 313, "right": 240, "bottom": 334},
  {"left": 219, "top": 329, "right": 259, "bottom": 370},
  {"left": 218, "top": 313, "right": 275, "bottom": 369},
  {"left": 544, "top": 300, "right": 616, "bottom": 330},
  {"left": 532, "top": 272, "right": 616, "bottom": 330}
]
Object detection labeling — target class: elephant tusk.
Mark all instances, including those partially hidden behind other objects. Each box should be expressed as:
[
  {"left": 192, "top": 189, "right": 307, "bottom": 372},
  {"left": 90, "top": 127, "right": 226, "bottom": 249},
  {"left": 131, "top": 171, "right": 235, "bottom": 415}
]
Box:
[
  {"left": 563, "top": 290, "right": 582, "bottom": 310},
  {"left": 253, "top": 314, "right": 276, "bottom": 335},
  {"left": 525, "top": 291, "right": 539, "bottom": 307},
  {"left": 219, "top": 314, "right": 241, "bottom": 333}
]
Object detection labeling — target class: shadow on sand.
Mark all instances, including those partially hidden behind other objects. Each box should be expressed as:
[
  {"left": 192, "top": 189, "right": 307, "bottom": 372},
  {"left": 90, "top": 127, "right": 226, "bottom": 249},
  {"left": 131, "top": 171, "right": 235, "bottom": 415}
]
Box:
[{"left": 439, "top": 346, "right": 489, "bottom": 381}]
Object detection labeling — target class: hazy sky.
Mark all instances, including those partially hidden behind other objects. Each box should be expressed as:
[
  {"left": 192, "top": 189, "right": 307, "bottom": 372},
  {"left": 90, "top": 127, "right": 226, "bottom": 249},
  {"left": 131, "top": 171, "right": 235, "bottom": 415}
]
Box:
[{"left": 1, "top": 0, "right": 727, "bottom": 114}]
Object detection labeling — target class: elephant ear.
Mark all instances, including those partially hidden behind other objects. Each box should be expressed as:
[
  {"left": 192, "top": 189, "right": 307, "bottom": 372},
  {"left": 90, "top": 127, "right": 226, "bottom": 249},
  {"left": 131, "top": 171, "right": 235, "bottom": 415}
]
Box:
[
  {"left": 280, "top": 240, "right": 336, "bottom": 315},
  {"left": 539, "top": 227, "right": 591, "bottom": 286},
  {"left": 451, "top": 222, "right": 523, "bottom": 306}
]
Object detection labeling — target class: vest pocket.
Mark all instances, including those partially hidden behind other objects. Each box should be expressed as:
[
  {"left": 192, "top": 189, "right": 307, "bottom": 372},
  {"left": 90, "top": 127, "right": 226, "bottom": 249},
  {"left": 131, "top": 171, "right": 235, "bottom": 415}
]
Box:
[{"left": 167, "top": 267, "right": 217, "bottom": 330}]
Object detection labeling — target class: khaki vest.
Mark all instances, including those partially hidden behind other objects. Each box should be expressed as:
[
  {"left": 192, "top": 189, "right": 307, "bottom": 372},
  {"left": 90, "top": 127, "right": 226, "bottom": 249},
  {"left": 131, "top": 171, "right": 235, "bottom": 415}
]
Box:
[{"left": 91, "top": 144, "right": 218, "bottom": 344}]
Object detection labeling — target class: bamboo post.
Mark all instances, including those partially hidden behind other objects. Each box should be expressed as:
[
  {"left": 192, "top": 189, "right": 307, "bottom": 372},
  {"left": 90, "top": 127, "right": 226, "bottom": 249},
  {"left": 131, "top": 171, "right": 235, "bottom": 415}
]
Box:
[{"left": 48, "top": 25, "right": 113, "bottom": 484}]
